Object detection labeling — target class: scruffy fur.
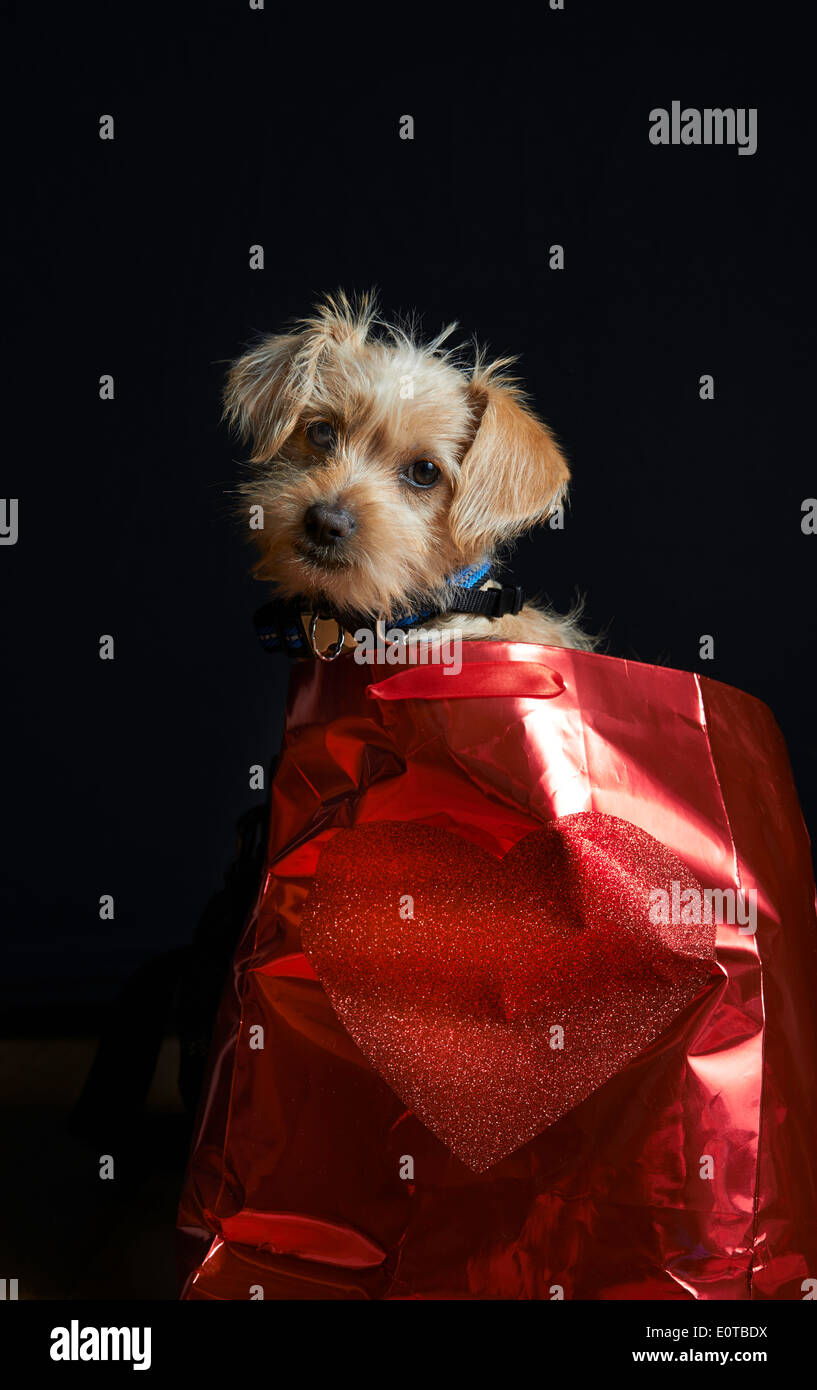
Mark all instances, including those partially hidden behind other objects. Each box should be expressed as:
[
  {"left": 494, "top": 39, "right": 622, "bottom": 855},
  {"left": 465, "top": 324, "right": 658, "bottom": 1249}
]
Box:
[{"left": 226, "top": 292, "right": 591, "bottom": 651}]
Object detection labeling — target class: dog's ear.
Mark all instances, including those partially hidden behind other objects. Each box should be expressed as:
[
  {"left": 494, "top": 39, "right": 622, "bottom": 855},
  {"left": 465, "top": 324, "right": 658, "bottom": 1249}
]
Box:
[
  {"left": 223, "top": 334, "right": 304, "bottom": 463},
  {"left": 224, "top": 291, "right": 379, "bottom": 462},
  {"left": 450, "top": 371, "right": 570, "bottom": 553}
]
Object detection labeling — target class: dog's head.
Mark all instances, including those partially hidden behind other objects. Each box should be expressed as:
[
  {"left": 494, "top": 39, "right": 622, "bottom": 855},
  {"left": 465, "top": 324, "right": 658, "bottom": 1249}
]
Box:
[{"left": 226, "top": 292, "right": 569, "bottom": 619}]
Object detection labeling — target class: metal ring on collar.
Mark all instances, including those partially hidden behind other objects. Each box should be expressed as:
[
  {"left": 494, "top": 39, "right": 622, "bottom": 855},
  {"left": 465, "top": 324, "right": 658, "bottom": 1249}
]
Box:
[{"left": 309, "top": 613, "right": 345, "bottom": 661}]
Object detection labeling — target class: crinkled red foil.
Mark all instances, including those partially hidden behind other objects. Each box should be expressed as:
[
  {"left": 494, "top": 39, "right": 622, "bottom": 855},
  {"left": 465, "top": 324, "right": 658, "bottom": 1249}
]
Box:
[{"left": 177, "top": 642, "right": 817, "bottom": 1300}]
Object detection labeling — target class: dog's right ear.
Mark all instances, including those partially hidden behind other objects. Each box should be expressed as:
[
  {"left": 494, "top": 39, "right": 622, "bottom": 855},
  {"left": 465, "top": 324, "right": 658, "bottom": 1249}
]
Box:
[
  {"left": 223, "top": 334, "right": 303, "bottom": 462},
  {"left": 225, "top": 292, "right": 378, "bottom": 460}
]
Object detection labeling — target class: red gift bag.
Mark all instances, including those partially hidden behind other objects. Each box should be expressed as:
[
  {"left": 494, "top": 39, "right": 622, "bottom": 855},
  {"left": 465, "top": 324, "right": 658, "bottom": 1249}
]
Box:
[{"left": 177, "top": 642, "right": 817, "bottom": 1300}]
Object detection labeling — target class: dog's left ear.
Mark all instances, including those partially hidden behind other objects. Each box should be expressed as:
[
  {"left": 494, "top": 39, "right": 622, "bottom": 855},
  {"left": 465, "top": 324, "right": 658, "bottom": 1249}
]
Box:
[{"left": 450, "top": 374, "right": 569, "bottom": 553}]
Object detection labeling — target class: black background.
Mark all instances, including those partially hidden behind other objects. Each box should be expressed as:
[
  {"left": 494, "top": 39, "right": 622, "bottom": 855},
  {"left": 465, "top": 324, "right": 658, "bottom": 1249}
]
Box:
[{"left": 6, "top": 0, "right": 816, "bottom": 1024}]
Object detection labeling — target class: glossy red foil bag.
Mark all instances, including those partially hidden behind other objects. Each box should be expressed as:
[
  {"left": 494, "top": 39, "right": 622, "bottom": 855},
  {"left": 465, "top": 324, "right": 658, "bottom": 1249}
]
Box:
[{"left": 178, "top": 643, "right": 817, "bottom": 1300}]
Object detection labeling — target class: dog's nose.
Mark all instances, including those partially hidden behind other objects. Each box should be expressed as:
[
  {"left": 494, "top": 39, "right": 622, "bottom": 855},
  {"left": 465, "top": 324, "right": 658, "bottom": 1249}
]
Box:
[{"left": 303, "top": 503, "right": 356, "bottom": 546}]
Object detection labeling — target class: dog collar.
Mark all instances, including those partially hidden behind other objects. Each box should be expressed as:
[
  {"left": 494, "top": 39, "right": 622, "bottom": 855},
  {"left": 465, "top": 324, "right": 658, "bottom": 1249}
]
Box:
[{"left": 253, "top": 561, "right": 525, "bottom": 660}]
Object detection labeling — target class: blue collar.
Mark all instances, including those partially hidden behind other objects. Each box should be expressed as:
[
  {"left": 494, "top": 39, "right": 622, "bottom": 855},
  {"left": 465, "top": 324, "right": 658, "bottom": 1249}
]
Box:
[
  {"left": 387, "top": 560, "right": 492, "bottom": 630},
  {"left": 254, "top": 560, "right": 524, "bottom": 658}
]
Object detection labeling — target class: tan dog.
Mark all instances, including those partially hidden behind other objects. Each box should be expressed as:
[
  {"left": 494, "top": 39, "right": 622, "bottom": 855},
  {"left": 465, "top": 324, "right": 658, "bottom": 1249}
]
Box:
[{"left": 225, "top": 292, "right": 591, "bottom": 653}]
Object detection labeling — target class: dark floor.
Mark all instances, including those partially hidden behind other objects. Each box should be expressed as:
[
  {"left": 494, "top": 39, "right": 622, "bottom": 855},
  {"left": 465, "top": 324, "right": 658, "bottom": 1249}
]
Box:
[{"left": 0, "top": 1035, "right": 189, "bottom": 1300}]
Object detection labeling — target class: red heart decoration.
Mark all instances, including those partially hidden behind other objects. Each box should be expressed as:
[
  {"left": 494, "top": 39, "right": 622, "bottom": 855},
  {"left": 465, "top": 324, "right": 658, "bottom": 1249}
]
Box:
[{"left": 299, "top": 813, "right": 716, "bottom": 1171}]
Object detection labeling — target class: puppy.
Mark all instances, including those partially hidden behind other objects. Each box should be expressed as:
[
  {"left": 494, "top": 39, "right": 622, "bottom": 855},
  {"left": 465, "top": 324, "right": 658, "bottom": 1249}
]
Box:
[{"left": 225, "top": 292, "right": 591, "bottom": 653}]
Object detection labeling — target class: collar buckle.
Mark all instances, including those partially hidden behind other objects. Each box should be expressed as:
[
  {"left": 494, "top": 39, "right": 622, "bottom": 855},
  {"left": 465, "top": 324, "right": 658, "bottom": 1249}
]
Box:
[{"left": 498, "top": 584, "right": 525, "bottom": 617}]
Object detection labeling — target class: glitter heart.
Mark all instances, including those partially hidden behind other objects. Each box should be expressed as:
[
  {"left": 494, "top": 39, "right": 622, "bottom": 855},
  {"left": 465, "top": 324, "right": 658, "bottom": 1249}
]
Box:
[{"left": 299, "top": 812, "right": 717, "bottom": 1171}]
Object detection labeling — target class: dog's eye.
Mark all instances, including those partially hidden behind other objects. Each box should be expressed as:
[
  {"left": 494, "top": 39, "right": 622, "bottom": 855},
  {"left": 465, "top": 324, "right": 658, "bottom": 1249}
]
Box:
[
  {"left": 306, "top": 420, "right": 336, "bottom": 449},
  {"left": 404, "top": 459, "right": 440, "bottom": 489}
]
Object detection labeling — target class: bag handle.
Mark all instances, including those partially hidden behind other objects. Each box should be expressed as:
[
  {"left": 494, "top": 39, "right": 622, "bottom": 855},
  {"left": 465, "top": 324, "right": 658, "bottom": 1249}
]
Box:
[{"left": 366, "top": 653, "right": 565, "bottom": 701}]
